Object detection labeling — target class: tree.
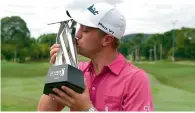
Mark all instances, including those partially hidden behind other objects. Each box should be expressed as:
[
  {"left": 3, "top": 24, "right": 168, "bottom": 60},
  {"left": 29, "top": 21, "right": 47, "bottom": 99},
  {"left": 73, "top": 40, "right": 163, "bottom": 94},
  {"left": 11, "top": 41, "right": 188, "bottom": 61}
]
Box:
[
  {"left": 37, "top": 33, "right": 56, "bottom": 47},
  {"left": 162, "top": 30, "right": 174, "bottom": 59},
  {"left": 1, "top": 16, "right": 31, "bottom": 62},
  {"left": 28, "top": 38, "right": 40, "bottom": 60},
  {"left": 1, "top": 44, "right": 16, "bottom": 61},
  {"left": 144, "top": 35, "right": 156, "bottom": 61},
  {"left": 152, "top": 34, "right": 164, "bottom": 61},
  {"left": 133, "top": 33, "right": 144, "bottom": 62},
  {"left": 175, "top": 28, "right": 195, "bottom": 60},
  {"left": 38, "top": 43, "right": 50, "bottom": 59},
  {"left": 1, "top": 16, "right": 30, "bottom": 44},
  {"left": 18, "top": 48, "right": 29, "bottom": 63},
  {"left": 158, "top": 34, "right": 164, "bottom": 60},
  {"left": 118, "top": 42, "right": 129, "bottom": 58}
]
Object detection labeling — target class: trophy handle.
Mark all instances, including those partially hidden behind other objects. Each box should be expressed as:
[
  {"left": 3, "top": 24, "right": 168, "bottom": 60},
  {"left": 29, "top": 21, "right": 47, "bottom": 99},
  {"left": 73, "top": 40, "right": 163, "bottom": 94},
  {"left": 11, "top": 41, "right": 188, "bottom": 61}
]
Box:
[
  {"left": 70, "top": 20, "right": 79, "bottom": 67},
  {"left": 67, "top": 20, "right": 78, "bottom": 68},
  {"left": 54, "top": 23, "right": 65, "bottom": 66}
]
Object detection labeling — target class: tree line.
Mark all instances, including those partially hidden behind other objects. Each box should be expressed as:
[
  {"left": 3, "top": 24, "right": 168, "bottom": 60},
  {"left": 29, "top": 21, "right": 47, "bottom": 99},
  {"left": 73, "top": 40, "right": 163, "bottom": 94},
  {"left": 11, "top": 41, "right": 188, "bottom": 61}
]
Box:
[
  {"left": 1, "top": 16, "right": 56, "bottom": 62},
  {"left": 1, "top": 16, "right": 195, "bottom": 63},
  {"left": 118, "top": 27, "right": 195, "bottom": 61}
]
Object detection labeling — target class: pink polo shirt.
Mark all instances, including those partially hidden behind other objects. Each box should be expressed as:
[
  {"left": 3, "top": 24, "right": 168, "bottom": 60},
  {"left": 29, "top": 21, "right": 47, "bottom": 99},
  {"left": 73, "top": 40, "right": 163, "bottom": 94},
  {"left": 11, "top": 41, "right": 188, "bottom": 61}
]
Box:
[{"left": 77, "top": 53, "right": 153, "bottom": 111}]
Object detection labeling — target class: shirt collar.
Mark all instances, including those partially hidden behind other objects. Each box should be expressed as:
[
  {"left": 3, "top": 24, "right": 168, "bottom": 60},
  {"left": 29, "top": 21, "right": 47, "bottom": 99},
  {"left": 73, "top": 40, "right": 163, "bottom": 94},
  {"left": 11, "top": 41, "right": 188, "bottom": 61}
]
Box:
[
  {"left": 107, "top": 52, "right": 126, "bottom": 76},
  {"left": 83, "top": 52, "right": 127, "bottom": 76},
  {"left": 82, "top": 61, "right": 93, "bottom": 72}
]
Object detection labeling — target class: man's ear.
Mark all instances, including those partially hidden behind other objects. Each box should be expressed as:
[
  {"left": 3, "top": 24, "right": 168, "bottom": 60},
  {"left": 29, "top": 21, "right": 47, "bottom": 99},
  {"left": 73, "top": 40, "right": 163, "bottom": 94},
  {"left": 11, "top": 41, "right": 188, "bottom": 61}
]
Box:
[{"left": 102, "top": 35, "right": 114, "bottom": 46}]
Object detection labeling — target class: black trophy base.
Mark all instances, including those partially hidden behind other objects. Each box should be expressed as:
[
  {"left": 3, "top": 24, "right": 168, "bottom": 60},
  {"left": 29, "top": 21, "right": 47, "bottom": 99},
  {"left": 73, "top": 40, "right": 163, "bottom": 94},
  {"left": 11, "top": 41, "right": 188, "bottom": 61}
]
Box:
[
  {"left": 43, "top": 64, "right": 84, "bottom": 96},
  {"left": 43, "top": 81, "right": 84, "bottom": 95}
]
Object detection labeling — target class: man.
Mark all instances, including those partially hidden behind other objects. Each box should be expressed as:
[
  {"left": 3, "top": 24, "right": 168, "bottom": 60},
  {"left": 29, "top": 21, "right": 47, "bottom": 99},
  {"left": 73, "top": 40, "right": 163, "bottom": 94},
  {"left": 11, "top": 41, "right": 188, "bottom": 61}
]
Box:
[{"left": 38, "top": 2, "right": 153, "bottom": 111}]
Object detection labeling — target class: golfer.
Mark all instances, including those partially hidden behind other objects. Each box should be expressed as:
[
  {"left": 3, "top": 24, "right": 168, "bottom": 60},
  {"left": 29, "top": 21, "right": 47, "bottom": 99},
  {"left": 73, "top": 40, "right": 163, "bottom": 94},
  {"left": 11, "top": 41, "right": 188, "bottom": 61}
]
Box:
[{"left": 38, "top": 2, "right": 153, "bottom": 111}]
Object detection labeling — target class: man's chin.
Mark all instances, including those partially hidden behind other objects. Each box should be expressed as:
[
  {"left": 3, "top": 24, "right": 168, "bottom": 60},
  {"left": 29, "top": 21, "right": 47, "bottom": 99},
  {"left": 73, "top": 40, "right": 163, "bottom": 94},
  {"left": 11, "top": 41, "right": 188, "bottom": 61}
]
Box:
[
  {"left": 77, "top": 51, "right": 89, "bottom": 59},
  {"left": 78, "top": 51, "right": 85, "bottom": 57}
]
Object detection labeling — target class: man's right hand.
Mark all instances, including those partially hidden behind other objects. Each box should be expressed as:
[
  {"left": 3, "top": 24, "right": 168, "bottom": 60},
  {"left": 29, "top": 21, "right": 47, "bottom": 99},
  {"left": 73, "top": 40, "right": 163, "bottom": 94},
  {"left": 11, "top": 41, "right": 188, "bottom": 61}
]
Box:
[{"left": 50, "top": 44, "right": 60, "bottom": 64}]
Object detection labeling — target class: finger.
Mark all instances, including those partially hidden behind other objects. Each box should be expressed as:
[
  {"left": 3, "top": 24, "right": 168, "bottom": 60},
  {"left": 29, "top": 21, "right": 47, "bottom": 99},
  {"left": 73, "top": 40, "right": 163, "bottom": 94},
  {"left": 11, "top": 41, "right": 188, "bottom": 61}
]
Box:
[
  {"left": 50, "top": 47, "right": 60, "bottom": 57},
  {"left": 84, "top": 79, "right": 89, "bottom": 93},
  {"left": 61, "top": 86, "right": 77, "bottom": 98},
  {"left": 50, "top": 53, "right": 57, "bottom": 64},
  {"left": 84, "top": 78, "right": 88, "bottom": 87},
  {"left": 49, "top": 93, "right": 70, "bottom": 107},
  {"left": 53, "top": 88, "right": 66, "bottom": 98},
  {"left": 50, "top": 44, "right": 60, "bottom": 50},
  {"left": 53, "top": 88, "right": 74, "bottom": 103}
]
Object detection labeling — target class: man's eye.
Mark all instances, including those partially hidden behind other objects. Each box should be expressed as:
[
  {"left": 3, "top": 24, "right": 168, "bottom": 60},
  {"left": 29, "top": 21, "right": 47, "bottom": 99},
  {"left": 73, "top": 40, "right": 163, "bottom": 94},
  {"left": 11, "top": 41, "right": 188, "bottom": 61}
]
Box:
[{"left": 83, "top": 30, "right": 88, "bottom": 33}]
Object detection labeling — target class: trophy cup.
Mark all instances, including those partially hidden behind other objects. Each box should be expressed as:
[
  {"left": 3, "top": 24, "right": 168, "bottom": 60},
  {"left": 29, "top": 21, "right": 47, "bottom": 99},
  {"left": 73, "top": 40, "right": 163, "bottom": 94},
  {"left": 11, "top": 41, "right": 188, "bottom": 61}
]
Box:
[{"left": 43, "top": 19, "right": 84, "bottom": 96}]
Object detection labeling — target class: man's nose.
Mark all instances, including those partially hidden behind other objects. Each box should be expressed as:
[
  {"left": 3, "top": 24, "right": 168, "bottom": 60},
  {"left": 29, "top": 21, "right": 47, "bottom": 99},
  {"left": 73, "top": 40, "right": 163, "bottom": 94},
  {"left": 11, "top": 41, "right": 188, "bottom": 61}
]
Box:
[{"left": 75, "top": 27, "right": 82, "bottom": 40}]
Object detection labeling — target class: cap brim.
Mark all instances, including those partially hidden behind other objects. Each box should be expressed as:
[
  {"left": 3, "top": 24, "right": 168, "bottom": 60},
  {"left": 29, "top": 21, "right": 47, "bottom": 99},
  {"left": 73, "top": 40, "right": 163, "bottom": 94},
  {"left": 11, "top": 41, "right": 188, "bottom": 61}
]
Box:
[{"left": 66, "top": 10, "right": 98, "bottom": 28}]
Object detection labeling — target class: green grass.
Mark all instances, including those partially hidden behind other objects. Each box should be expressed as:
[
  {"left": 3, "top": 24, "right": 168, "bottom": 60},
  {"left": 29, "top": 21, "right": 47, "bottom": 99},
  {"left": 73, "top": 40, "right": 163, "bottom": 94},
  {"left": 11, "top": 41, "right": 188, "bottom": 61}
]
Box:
[
  {"left": 135, "top": 61, "right": 195, "bottom": 93},
  {"left": 1, "top": 60, "right": 195, "bottom": 111},
  {"left": 134, "top": 61, "right": 195, "bottom": 111},
  {"left": 1, "top": 76, "right": 45, "bottom": 111},
  {"left": 147, "top": 73, "right": 195, "bottom": 111},
  {"left": 1, "top": 61, "right": 70, "bottom": 111}
]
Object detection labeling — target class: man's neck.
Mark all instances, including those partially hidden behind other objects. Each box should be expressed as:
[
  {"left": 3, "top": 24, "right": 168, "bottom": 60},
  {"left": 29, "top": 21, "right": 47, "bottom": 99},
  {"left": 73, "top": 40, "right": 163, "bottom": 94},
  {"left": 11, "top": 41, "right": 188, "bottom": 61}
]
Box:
[{"left": 90, "top": 49, "right": 118, "bottom": 75}]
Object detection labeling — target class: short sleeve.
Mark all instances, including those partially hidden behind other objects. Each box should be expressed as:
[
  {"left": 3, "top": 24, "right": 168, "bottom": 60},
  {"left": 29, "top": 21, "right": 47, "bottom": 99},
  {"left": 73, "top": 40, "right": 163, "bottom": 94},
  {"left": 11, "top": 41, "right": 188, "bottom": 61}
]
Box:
[{"left": 122, "top": 70, "right": 154, "bottom": 111}]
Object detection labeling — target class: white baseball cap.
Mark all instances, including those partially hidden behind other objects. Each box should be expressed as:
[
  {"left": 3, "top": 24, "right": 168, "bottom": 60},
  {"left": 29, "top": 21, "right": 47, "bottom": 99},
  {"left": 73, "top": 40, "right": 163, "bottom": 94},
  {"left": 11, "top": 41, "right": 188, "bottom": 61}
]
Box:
[{"left": 66, "top": 3, "right": 126, "bottom": 39}]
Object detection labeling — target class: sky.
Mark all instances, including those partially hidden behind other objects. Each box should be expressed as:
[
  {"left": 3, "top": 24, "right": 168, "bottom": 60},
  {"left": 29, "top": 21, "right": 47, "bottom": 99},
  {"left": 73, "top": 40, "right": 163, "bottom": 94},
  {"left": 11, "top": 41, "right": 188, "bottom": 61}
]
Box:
[{"left": 1, "top": 0, "right": 195, "bottom": 38}]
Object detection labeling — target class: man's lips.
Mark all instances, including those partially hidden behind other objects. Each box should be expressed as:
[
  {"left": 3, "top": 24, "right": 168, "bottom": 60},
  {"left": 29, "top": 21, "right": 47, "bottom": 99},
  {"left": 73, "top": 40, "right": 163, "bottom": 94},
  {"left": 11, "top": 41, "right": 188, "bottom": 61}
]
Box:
[{"left": 75, "top": 38, "right": 78, "bottom": 46}]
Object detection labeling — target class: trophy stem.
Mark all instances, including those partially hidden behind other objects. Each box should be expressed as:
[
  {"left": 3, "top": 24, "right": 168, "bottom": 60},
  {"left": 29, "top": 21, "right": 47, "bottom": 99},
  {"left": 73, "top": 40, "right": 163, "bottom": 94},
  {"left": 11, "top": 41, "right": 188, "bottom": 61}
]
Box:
[
  {"left": 54, "top": 23, "right": 65, "bottom": 66},
  {"left": 59, "top": 30, "right": 72, "bottom": 65},
  {"left": 65, "top": 23, "right": 78, "bottom": 68},
  {"left": 54, "top": 20, "right": 78, "bottom": 68}
]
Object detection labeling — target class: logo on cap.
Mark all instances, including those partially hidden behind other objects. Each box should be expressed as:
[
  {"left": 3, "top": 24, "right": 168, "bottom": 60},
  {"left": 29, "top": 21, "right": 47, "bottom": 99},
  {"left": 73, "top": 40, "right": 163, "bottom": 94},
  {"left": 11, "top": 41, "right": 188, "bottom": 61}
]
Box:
[
  {"left": 88, "top": 4, "right": 99, "bottom": 15},
  {"left": 98, "top": 22, "right": 114, "bottom": 34}
]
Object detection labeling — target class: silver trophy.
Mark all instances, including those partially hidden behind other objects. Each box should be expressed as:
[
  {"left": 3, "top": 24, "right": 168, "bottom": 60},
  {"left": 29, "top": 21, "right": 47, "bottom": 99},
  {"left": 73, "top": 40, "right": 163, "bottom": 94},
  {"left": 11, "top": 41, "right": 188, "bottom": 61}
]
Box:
[{"left": 43, "top": 19, "right": 84, "bottom": 95}]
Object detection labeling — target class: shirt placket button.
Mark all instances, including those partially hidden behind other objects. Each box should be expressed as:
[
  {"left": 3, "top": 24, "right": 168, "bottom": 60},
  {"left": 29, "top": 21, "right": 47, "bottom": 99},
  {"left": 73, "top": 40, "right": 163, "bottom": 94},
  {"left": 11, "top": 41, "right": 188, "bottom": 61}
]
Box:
[
  {"left": 90, "top": 86, "right": 96, "bottom": 104},
  {"left": 92, "top": 87, "right": 96, "bottom": 91}
]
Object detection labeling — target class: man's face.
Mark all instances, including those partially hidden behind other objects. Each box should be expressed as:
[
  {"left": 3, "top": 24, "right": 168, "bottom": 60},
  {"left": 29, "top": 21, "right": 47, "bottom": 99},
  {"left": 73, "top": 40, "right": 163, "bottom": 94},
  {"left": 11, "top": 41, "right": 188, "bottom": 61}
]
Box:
[{"left": 75, "top": 25, "right": 103, "bottom": 58}]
